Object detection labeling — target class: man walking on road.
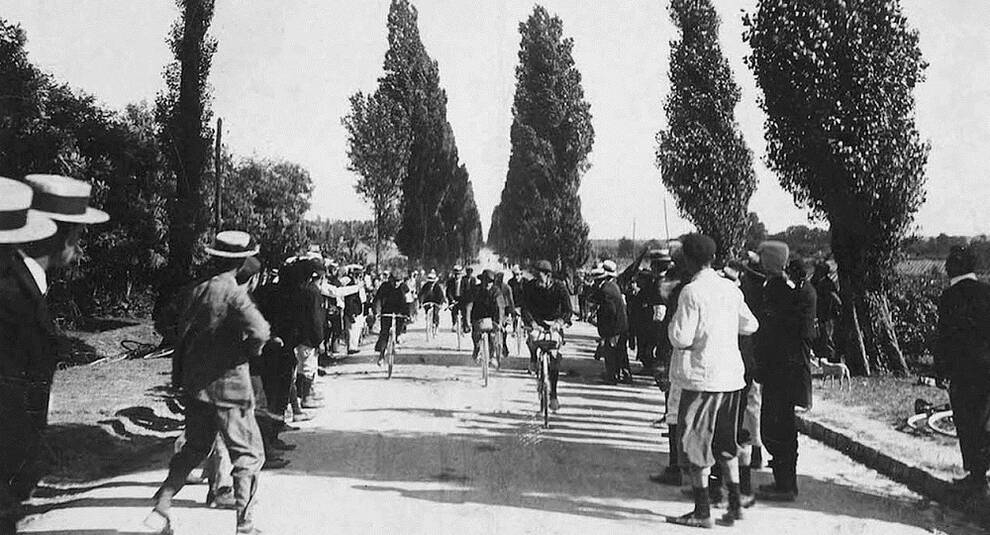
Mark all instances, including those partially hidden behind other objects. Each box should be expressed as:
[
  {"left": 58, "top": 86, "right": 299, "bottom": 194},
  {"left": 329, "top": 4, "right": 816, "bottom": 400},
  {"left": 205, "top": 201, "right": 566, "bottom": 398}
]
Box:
[
  {"left": 935, "top": 245, "right": 990, "bottom": 498},
  {"left": 145, "top": 231, "right": 270, "bottom": 535},
  {"left": 666, "top": 234, "right": 758, "bottom": 528}
]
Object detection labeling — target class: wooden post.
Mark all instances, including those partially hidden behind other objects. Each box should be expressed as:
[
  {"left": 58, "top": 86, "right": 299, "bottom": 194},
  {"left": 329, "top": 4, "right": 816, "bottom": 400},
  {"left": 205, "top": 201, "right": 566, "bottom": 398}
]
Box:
[{"left": 214, "top": 117, "right": 223, "bottom": 231}]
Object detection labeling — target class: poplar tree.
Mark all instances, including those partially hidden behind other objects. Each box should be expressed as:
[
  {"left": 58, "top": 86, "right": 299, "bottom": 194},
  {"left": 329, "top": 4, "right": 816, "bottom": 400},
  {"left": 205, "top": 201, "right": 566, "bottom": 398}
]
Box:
[
  {"left": 656, "top": 0, "right": 756, "bottom": 259},
  {"left": 490, "top": 6, "right": 593, "bottom": 267},
  {"left": 745, "top": 0, "right": 929, "bottom": 375}
]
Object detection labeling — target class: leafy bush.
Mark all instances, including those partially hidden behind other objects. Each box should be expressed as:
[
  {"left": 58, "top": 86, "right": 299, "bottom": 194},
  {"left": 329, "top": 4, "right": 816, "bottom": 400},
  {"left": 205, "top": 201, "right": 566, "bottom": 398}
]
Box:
[{"left": 887, "top": 274, "right": 943, "bottom": 370}]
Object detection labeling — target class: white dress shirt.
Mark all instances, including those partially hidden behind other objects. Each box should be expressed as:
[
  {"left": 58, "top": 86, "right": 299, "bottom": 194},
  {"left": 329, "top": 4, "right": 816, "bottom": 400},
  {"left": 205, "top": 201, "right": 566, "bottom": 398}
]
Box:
[
  {"left": 668, "top": 268, "right": 759, "bottom": 392},
  {"left": 16, "top": 249, "right": 48, "bottom": 295}
]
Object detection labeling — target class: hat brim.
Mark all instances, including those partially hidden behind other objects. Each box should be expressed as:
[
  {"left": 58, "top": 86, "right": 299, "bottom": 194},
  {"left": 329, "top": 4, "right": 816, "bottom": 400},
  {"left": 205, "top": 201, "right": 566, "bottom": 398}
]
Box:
[
  {"left": 0, "top": 211, "right": 58, "bottom": 244},
  {"left": 33, "top": 207, "right": 109, "bottom": 225},
  {"left": 205, "top": 246, "right": 260, "bottom": 258}
]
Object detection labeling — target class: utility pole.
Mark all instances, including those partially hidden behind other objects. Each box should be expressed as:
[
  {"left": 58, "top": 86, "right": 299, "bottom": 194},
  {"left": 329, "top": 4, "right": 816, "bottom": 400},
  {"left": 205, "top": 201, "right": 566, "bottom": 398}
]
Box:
[
  {"left": 214, "top": 117, "right": 223, "bottom": 232},
  {"left": 663, "top": 193, "right": 671, "bottom": 242}
]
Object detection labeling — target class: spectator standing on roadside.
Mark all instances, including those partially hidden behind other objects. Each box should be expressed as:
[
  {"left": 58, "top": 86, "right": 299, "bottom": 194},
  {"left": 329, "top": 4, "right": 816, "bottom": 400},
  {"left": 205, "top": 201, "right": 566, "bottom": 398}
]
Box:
[
  {"left": 665, "top": 234, "right": 758, "bottom": 529},
  {"left": 291, "top": 259, "right": 327, "bottom": 411},
  {"left": 145, "top": 231, "right": 269, "bottom": 535},
  {"left": 935, "top": 245, "right": 990, "bottom": 497},
  {"left": 593, "top": 260, "right": 630, "bottom": 385},
  {"left": 0, "top": 176, "right": 108, "bottom": 534},
  {"left": 753, "top": 242, "right": 815, "bottom": 502},
  {"left": 811, "top": 261, "right": 841, "bottom": 362}
]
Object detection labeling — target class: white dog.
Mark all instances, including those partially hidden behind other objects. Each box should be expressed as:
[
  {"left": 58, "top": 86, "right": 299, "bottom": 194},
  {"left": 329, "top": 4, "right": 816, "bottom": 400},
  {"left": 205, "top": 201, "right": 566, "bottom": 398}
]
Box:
[{"left": 818, "top": 357, "right": 851, "bottom": 389}]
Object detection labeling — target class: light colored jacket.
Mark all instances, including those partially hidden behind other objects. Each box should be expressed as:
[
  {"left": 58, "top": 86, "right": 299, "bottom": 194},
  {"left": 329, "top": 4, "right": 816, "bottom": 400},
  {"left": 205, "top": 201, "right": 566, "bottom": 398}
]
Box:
[{"left": 668, "top": 268, "right": 759, "bottom": 392}]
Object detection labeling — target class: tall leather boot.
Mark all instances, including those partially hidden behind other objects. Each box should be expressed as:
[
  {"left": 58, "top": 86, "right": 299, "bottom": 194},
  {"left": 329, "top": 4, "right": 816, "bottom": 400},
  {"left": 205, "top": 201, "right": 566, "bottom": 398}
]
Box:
[
  {"left": 233, "top": 474, "right": 260, "bottom": 534},
  {"left": 301, "top": 375, "right": 324, "bottom": 409}
]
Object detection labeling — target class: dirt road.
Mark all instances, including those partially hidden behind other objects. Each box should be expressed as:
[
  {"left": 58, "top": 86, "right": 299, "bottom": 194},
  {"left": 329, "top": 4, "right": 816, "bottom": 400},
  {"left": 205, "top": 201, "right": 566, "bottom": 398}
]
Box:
[{"left": 20, "top": 317, "right": 980, "bottom": 534}]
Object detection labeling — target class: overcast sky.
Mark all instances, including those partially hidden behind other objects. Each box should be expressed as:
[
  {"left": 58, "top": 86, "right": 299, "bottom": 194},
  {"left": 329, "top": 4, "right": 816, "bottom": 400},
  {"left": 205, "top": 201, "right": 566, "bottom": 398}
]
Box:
[{"left": 2, "top": 0, "right": 987, "bottom": 239}]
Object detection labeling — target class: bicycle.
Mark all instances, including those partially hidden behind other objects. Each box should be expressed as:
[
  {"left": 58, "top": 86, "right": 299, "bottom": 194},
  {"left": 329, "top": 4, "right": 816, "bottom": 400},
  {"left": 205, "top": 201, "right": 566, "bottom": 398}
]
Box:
[
  {"left": 474, "top": 318, "right": 499, "bottom": 388},
  {"left": 530, "top": 325, "right": 561, "bottom": 428},
  {"left": 378, "top": 313, "right": 407, "bottom": 380},
  {"left": 907, "top": 399, "right": 956, "bottom": 438},
  {"left": 423, "top": 303, "right": 441, "bottom": 342}
]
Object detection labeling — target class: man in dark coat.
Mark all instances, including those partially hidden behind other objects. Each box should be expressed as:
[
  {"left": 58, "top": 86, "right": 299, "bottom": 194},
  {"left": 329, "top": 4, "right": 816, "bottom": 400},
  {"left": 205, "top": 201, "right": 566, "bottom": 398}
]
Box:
[
  {"left": 0, "top": 176, "right": 107, "bottom": 534},
  {"left": 812, "top": 261, "right": 841, "bottom": 361},
  {"left": 446, "top": 266, "right": 467, "bottom": 332},
  {"left": 753, "top": 242, "right": 816, "bottom": 502},
  {"left": 291, "top": 259, "right": 327, "bottom": 410},
  {"left": 935, "top": 246, "right": 990, "bottom": 496},
  {"left": 593, "top": 261, "right": 630, "bottom": 384}
]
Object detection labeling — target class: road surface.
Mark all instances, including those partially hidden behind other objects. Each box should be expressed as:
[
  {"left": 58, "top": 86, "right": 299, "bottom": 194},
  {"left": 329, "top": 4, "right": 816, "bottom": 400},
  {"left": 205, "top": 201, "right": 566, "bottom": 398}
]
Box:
[{"left": 19, "top": 316, "right": 980, "bottom": 534}]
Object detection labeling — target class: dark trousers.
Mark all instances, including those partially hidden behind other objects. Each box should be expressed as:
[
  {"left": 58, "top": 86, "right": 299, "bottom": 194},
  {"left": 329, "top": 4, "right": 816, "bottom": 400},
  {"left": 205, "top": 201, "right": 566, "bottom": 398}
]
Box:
[
  {"left": 528, "top": 344, "right": 561, "bottom": 398},
  {"left": 155, "top": 398, "right": 264, "bottom": 521},
  {"left": 0, "top": 380, "right": 48, "bottom": 525},
  {"left": 603, "top": 334, "right": 630, "bottom": 382},
  {"left": 815, "top": 319, "right": 836, "bottom": 361},
  {"left": 450, "top": 302, "right": 469, "bottom": 331},
  {"left": 761, "top": 385, "right": 798, "bottom": 492},
  {"left": 950, "top": 383, "right": 990, "bottom": 476},
  {"left": 261, "top": 346, "right": 295, "bottom": 417},
  {"left": 375, "top": 316, "right": 406, "bottom": 353}
]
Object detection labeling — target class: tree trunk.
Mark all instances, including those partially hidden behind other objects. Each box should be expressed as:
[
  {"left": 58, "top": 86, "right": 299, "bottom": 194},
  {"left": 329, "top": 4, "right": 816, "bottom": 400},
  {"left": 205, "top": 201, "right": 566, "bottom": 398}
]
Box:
[{"left": 831, "top": 219, "right": 908, "bottom": 376}]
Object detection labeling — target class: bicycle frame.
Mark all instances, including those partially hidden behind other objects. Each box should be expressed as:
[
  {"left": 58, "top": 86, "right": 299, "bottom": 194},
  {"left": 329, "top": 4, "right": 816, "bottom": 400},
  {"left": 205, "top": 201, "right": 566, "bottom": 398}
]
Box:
[
  {"left": 379, "top": 313, "right": 406, "bottom": 380},
  {"left": 530, "top": 327, "right": 560, "bottom": 428}
]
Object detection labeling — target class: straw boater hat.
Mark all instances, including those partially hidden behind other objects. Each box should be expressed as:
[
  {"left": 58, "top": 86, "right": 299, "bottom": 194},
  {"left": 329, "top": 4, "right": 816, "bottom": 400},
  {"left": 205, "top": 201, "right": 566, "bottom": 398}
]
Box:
[
  {"left": 0, "top": 178, "right": 58, "bottom": 244},
  {"left": 23, "top": 174, "right": 109, "bottom": 224},
  {"left": 205, "top": 230, "right": 260, "bottom": 258},
  {"left": 600, "top": 259, "right": 618, "bottom": 278}
]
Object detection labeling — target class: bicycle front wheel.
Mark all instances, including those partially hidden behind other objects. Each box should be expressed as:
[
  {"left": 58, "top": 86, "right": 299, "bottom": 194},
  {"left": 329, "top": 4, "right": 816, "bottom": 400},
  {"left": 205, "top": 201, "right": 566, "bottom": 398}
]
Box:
[
  {"left": 387, "top": 335, "right": 395, "bottom": 380},
  {"left": 928, "top": 410, "right": 956, "bottom": 437},
  {"left": 541, "top": 353, "right": 550, "bottom": 428},
  {"left": 482, "top": 335, "right": 489, "bottom": 388}
]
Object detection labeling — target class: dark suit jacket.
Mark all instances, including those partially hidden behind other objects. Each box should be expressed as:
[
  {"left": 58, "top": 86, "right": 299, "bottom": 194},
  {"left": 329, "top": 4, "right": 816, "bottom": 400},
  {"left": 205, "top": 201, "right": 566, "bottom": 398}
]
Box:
[
  {"left": 291, "top": 281, "right": 326, "bottom": 348},
  {"left": 935, "top": 278, "right": 990, "bottom": 385},
  {"left": 0, "top": 248, "right": 57, "bottom": 428},
  {"left": 594, "top": 279, "right": 628, "bottom": 338},
  {"left": 754, "top": 276, "right": 816, "bottom": 407}
]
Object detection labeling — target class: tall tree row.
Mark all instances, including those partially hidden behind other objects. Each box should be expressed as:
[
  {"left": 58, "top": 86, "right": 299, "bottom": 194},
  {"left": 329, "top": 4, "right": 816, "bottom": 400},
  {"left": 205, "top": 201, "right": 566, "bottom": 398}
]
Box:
[
  {"left": 156, "top": 0, "right": 217, "bottom": 288},
  {"left": 489, "top": 6, "right": 593, "bottom": 268},
  {"left": 345, "top": 0, "right": 482, "bottom": 268},
  {"left": 656, "top": 0, "right": 756, "bottom": 258},
  {"left": 745, "top": 0, "right": 929, "bottom": 375}
]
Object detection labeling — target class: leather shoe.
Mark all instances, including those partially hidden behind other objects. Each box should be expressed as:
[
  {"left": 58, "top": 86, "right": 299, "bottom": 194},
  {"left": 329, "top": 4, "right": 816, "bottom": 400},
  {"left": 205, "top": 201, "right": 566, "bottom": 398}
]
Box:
[{"left": 649, "top": 468, "right": 682, "bottom": 486}]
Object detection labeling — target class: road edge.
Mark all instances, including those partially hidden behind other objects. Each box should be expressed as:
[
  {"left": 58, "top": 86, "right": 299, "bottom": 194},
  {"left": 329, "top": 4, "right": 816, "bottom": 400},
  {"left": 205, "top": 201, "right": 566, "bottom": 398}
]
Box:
[{"left": 796, "top": 413, "right": 990, "bottom": 527}]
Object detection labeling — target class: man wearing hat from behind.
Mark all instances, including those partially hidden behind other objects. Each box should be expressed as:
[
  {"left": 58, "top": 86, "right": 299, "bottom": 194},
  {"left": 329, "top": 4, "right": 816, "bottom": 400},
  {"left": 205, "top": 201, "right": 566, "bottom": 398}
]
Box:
[
  {"left": 593, "top": 260, "right": 630, "bottom": 385},
  {"left": 0, "top": 175, "right": 108, "bottom": 533},
  {"left": 144, "top": 230, "right": 270, "bottom": 535}
]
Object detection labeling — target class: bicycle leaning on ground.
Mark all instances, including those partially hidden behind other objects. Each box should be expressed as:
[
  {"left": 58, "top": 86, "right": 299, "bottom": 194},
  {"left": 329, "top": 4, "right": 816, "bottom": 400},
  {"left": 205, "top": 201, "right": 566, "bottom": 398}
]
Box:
[
  {"left": 529, "top": 324, "right": 562, "bottom": 428},
  {"left": 377, "top": 313, "right": 407, "bottom": 380}
]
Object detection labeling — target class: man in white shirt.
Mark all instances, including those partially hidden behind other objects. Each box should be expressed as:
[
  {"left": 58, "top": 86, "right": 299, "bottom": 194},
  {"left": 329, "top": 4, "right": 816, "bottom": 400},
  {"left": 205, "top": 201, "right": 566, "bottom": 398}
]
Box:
[{"left": 666, "top": 234, "right": 759, "bottom": 529}]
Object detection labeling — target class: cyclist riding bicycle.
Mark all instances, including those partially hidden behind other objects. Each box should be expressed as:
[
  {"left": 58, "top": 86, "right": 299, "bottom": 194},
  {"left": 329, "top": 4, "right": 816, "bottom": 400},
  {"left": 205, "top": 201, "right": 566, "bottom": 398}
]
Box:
[
  {"left": 374, "top": 270, "right": 409, "bottom": 366},
  {"left": 520, "top": 259, "right": 573, "bottom": 411},
  {"left": 419, "top": 269, "right": 447, "bottom": 331},
  {"left": 465, "top": 269, "right": 503, "bottom": 368}
]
